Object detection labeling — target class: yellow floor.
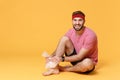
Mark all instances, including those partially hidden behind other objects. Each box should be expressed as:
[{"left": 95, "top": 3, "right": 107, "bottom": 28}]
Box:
[{"left": 0, "top": 54, "right": 120, "bottom": 80}]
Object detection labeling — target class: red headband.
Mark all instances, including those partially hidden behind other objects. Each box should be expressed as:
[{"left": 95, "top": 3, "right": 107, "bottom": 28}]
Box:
[{"left": 72, "top": 14, "right": 85, "bottom": 20}]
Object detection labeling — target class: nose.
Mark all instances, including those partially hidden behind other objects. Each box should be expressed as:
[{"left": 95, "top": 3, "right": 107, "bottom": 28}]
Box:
[{"left": 76, "top": 21, "right": 79, "bottom": 24}]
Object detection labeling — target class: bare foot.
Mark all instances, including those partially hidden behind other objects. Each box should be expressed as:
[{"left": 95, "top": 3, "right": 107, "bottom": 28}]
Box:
[{"left": 42, "top": 68, "right": 59, "bottom": 76}]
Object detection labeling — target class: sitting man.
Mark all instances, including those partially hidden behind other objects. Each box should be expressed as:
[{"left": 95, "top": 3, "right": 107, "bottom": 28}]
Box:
[{"left": 42, "top": 10, "right": 98, "bottom": 76}]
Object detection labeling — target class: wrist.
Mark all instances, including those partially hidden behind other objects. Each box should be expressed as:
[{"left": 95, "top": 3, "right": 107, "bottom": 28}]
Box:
[{"left": 61, "top": 56, "right": 65, "bottom": 62}]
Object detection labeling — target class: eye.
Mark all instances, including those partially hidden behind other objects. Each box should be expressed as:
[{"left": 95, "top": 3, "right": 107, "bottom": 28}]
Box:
[
  {"left": 73, "top": 19, "right": 77, "bottom": 21},
  {"left": 79, "top": 19, "right": 83, "bottom": 21}
]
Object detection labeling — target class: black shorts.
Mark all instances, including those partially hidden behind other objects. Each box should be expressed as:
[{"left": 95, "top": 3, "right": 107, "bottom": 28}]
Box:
[
  {"left": 65, "top": 49, "right": 95, "bottom": 73},
  {"left": 65, "top": 49, "right": 80, "bottom": 65}
]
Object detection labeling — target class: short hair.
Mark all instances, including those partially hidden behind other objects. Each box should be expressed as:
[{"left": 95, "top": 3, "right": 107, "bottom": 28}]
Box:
[{"left": 72, "top": 10, "right": 85, "bottom": 17}]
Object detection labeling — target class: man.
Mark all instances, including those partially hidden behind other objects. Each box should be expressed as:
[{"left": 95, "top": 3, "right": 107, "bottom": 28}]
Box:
[{"left": 42, "top": 10, "right": 98, "bottom": 76}]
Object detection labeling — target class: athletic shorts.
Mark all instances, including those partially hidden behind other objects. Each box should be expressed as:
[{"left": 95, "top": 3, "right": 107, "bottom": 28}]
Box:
[{"left": 65, "top": 49, "right": 95, "bottom": 73}]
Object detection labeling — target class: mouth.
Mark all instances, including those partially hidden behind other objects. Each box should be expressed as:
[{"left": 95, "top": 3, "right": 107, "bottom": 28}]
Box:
[
  {"left": 73, "top": 24, "right": 83, "bottom": 31},
  {"left": 74, "top": 24, "right": 81, "bottom": 28}
]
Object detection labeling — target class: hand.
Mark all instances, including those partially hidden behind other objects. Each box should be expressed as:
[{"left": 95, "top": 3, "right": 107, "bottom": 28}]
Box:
[{"left": 45, "top": 56, "right": 52, "bottom": 63}]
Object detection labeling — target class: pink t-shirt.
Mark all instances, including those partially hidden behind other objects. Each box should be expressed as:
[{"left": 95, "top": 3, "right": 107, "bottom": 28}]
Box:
[{"left": 65, "top": 27, "right": 98, "bottom": 64}]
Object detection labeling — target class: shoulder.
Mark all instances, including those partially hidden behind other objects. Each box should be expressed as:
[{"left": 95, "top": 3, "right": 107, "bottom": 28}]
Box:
[
  {"left": 84, "top": 27, "right": 97, "bottom": 37},
  {"left": 65, "top": 28, "right": 75, "bottom": 38},
  {"left": 83, "top": 27, "right": 97, "bottom": 41},
  {"left": 66, "top": 28, "right": 75, "bottom": 35},
  {"left": 67, "top": 28, "right": 74, "bottom": 32}
]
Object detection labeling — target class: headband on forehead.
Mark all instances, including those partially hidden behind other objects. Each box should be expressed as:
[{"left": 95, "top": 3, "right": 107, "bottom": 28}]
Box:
[{"left": 72, "top": 14, "right": 85, "bottom": 20}]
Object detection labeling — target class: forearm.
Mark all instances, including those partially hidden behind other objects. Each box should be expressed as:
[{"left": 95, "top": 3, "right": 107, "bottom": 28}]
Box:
[
  {"left": 64, "top": 54, "right": 83, "bottom": 62},
  {"left": 63, "top": 48, "right": 90, "bottom": 62}
]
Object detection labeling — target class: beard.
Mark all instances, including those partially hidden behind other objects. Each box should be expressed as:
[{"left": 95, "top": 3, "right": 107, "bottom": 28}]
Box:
[{"left": 73, "top": 24, "right": 84, "bottom": 31}]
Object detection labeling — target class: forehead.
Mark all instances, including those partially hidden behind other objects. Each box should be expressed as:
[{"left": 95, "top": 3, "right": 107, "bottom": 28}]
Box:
[{"left": 73, "top": 17, "right": 83, "bottom": 20}]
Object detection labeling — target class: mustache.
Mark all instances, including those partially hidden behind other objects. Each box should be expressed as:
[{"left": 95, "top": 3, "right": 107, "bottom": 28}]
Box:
[{"left": 74, "top": 24, "right": 81, "bottom": 26}]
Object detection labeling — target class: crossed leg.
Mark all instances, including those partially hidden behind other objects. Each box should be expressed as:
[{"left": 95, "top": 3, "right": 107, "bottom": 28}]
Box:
[
  {"left": 42, "top": 36, "right": 95, "bottom": 76},
  {"left": 59, "top": 58, "right": 95, "bottom": 73}
]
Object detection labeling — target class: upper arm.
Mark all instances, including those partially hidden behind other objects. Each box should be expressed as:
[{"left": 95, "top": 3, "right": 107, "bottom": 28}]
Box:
[
  {"left": 77, "top": 33, "right": 97, "bottom": 59},
  {"left": 82, "top": 33, "right": 97, "bottom": 50}
]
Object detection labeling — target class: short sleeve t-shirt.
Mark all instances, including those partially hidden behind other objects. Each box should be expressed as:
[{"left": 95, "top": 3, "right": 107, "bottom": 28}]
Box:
[{"left": 65, "top": 27, "right": 98, "bottom": 64}]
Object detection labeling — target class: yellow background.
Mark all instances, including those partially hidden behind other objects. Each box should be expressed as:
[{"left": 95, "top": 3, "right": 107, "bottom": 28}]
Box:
[{"left": 0, "top": 0, "right": 120, "bottom": 80}]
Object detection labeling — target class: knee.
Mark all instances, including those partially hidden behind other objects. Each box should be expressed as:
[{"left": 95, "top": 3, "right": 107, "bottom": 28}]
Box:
[
  {"left": 82, "top": 58, "right": 94, "bottom": 71},
  {"left": 60, "top": 36, "right": 69, "bottom": 43}
]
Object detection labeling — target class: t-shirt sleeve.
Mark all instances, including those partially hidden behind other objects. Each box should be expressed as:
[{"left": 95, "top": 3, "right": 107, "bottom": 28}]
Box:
[{"left": 82, "top": 33, "right": 97, "bottom": 50}]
